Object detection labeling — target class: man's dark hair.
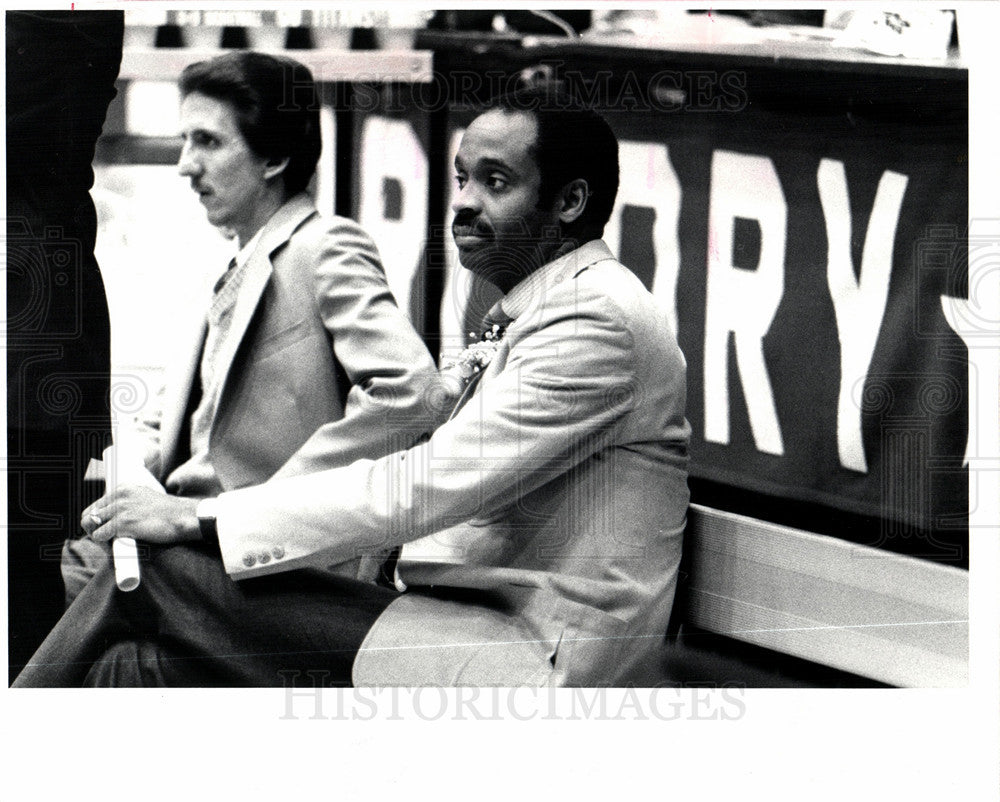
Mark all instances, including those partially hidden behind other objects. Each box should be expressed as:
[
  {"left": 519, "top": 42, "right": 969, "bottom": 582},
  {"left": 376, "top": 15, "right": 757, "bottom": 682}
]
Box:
[
  {"left": 488, "top": 86, "right": 620, "bottom": 238},
  {"left": 179, "top": 51, "right": 321, "bottom": 198}
]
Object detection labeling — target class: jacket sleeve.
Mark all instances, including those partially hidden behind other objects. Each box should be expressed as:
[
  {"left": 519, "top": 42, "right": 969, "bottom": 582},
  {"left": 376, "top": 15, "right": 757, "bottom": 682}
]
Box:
[
  {"left": 213, "top": 290, "right": 642, "bottom": 579},
  {"left": 269, "top": 216, "right": 443, "bottom": 481}
]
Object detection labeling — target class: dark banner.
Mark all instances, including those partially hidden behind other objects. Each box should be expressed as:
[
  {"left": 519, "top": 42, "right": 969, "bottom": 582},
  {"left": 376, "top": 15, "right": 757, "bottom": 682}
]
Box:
[{"left": 598, "top": 97, "right": 969, "bottom": 537}]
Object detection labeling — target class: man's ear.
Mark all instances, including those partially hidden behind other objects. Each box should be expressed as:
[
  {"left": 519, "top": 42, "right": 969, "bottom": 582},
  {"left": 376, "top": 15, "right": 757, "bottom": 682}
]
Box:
[
  {"left": 557, "top": 178, "right": 590, "bottom": 225},
  {"left": 263, "top": 156, "right": 290, "bottom": 182}
]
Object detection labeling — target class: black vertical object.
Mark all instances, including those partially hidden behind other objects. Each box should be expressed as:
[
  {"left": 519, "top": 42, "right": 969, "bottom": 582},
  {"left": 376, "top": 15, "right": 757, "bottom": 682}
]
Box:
[
  {"left": 6, "top": 10, "right": 123, "bottom": 683},
  {"left": 420, "top": 89, "right": 449, "bottom": 358},
  {"left": 333, "top": 82, "right": 355, "bottom": 219}
]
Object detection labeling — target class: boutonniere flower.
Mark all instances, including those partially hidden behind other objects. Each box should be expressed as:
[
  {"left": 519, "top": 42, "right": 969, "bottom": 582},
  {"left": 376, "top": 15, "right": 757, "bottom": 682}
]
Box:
[{"left": 442, "top": 324, "right": 507, "bottom": 386}]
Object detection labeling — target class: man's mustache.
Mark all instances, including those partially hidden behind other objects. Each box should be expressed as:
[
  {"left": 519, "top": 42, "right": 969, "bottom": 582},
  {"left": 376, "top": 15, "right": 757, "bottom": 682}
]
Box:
[{"left": 451, "top": 212, "right": 494, "bottom": 240}]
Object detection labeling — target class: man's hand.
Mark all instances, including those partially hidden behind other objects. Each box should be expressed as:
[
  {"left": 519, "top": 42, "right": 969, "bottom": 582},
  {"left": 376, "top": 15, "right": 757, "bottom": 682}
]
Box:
[{"left": 81, "top": 485, "right": 201, "bottom": 545}]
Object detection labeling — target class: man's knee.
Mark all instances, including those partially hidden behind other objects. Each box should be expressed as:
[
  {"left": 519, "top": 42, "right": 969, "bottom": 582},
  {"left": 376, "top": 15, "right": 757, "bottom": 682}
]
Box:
[{"left": 142, "top": 542, "right": 227, "bottom": 592}]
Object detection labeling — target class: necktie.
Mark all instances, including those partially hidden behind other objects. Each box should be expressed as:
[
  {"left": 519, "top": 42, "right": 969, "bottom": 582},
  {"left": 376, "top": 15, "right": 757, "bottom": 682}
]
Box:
[
  {"left": 201, "top": 256, "right": 243, "bottom": 398},
  {"left": 209, "top": 257, "right": 239, "bottom": 324},
  {"left": 481, "top": 302, "right": 514, "bottom": 333}
]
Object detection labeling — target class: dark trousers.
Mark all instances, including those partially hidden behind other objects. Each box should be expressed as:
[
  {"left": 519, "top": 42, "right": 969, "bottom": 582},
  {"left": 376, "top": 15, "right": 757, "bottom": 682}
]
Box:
[
  {"left": 7, "top": 429, "right": 107, "bottom": 682},
  {"left": 12, "top": 543, "right": 396, "bottom": 687}
]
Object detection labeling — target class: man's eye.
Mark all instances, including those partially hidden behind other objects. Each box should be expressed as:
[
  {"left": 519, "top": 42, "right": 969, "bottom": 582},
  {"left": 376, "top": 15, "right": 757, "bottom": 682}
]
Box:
[
  {"left": 486, "top": 175, "right": 509, "bottom": 191},
  {"left": 454, "top": 174, "right": 467, "bottom": 189},
  {"left": 192, "top": 133, "right": 218, "bottom": 147}
]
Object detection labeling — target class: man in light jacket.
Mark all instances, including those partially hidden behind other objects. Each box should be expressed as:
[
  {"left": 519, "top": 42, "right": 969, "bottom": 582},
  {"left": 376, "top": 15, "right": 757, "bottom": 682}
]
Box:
[
  {"left": 17, "top": 86, "right": 690, "bottom": 688},
  {"left": 33, "top": 51, "right": 437, "bottom": 686}
]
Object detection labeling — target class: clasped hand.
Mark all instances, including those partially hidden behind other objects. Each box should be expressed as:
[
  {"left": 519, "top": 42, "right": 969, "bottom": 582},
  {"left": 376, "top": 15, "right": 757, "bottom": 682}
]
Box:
[{"left": 81, "top": 485, "right": 201, "bottom": 545}]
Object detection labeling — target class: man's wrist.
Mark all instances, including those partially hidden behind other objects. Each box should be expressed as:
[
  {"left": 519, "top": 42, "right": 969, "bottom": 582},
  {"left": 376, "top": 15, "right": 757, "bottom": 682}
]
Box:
[{"left": 195, "top": 497, "right": 219, "bottom": 545}]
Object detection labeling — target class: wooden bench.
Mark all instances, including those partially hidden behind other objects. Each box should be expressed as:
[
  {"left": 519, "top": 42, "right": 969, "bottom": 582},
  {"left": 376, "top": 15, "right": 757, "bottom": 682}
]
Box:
[{"left": 664, "top": 504, "right": 969, "bottom": 688}]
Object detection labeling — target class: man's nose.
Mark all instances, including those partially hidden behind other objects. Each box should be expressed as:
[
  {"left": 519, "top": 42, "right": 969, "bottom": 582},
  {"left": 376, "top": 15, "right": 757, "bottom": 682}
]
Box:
[
  {"left": 177, "top": 141, "right": 200, "bottom": 177},
  {"left": 451, "top": 182, "right": 482, "bottom": 216}
]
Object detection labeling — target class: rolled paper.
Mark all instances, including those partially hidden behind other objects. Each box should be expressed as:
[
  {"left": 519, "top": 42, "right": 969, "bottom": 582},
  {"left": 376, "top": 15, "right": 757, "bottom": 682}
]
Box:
[
  {"left": 103, "top": 443, "right": 156, "bottom": 592},
  {"left": 112, "top": 536, "right": 141, "bottom": 592}
]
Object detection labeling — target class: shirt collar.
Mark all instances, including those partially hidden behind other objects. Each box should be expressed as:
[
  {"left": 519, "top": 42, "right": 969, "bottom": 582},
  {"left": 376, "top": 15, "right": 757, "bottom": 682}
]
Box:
[
  {"left": 234, "top": 225, "right": 266, "bottom": 271},
  {"left": 490, "top": 239, "right": 615, "bottom": 324}
]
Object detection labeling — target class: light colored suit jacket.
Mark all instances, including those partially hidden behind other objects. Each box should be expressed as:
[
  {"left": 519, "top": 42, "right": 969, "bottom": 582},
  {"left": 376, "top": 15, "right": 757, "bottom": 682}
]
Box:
[
  {"left": 142, "top": 194, "right": 438, "bottom": 577},
  {"left": 214, "top": 240, "right": 691, "bottom": 685}
]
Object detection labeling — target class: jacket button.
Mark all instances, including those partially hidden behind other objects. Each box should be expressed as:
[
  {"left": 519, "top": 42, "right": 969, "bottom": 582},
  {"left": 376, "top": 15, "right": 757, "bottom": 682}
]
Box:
[
  {"left": 258, "top": 551, "right": 271, "bottom": 564},
  {"left": 272, "top": 546, "right": 285, "bottom": 560},
  {"left": 242, "top": 553, "right": 256, "bottom": 567}
]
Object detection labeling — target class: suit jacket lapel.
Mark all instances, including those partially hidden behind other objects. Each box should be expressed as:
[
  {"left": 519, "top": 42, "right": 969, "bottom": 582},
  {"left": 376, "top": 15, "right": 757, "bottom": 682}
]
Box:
[
  {"left": 155, "top": 317, "right": 208, "bottom": 479},
  {"left": 445, "top": 242, "right": 614, "bottom": 423},
  {"left": 207, "top": 194, "right": 318, "bottom": 428}
]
